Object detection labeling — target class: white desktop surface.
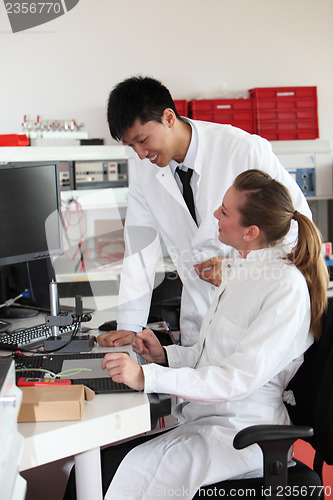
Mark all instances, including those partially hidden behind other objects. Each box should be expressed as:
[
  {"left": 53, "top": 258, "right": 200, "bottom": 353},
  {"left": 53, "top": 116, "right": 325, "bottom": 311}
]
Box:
[
  {"left": 3, "top": 310, "right": 154, "bottom": 500},
  {"left": 18, "top": 382, "right": 151, "bottom": 471}
]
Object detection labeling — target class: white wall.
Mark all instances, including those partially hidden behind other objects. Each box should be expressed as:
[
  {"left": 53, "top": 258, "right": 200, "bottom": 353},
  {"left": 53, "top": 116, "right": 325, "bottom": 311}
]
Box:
[{"left": 0, "top": 0, "right": 332, "bottom": 145}]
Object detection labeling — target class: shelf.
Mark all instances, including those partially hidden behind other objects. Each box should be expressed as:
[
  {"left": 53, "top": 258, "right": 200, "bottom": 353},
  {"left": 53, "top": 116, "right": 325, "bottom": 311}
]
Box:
[{"left": 26, "top": 131, "right": 88, "bottom": 140}]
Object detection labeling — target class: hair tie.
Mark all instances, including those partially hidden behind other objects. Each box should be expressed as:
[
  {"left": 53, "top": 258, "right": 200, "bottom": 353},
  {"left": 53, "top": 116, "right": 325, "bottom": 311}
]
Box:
[{"left": 292, "top": 210, "right": 299, "bottom": 221}]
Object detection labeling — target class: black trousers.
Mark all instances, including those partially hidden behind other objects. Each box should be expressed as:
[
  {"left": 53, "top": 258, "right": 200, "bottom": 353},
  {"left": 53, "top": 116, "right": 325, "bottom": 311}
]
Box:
[{"left": 63, "top": 430, "right": 170, "bottom": 499}]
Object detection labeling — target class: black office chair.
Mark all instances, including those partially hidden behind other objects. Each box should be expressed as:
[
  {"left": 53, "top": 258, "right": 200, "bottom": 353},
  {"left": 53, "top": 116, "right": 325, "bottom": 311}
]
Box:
[
  {"left": 193, "top": 296, "right": 333, "bottom": 500},
  {"left": 148, "top": 271, "right": 182, "bottom": 331}
]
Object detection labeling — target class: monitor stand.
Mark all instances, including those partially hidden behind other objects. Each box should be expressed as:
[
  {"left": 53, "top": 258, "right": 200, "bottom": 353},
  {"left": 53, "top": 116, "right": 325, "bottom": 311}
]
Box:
[{"left": 0, "top": 305, "right": 39, "bottom": 319}]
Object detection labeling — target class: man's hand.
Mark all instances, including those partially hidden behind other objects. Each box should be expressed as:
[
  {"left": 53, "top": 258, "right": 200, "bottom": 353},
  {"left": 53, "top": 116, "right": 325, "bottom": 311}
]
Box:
[
  {"left": 132, "top": 329, "right": 166, "bottom": 365},
  {"left": 194, "top": 256, "right": 225, "bottom": 287},
  {"left": 101, "top": 352, "right": 144, "bottom": 391},
  {"left": 96, "top": 329, "right": 136, "bottom": 347}
]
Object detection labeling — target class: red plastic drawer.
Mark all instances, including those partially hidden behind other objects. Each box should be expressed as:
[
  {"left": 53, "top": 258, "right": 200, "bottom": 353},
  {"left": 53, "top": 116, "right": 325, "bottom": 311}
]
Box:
[
  {"left": 174, "top": 100, "right": 188, "bottom": 117},
  {"left": 189, "top": 99, "right": 255, "bottom": 133},
  {"left": 258, "top": 109, "right": 317, "bottom": 121},
  {"left": 258, "top": 120, "right": 318, "bottom": 132},
  {"left": 250, "top": 86, "right": 317, "bottom": 101},
  {"left": 258, "top": 131, "right": 319, "bottom": 141},
  {"left": 256, "top": 125, "right": 319, "bottom": 141},
  {"left": 256, "top": 99, "right": 317, "bottom": 110},
  {"left": 250, "top": 87, "right": 318, "bottom": 140},
  {"left": 250, "top": 87, "right": 317, "bottom": 112},
  {"left": 190, "top": 99, "right": 253, "bottom": 111}
]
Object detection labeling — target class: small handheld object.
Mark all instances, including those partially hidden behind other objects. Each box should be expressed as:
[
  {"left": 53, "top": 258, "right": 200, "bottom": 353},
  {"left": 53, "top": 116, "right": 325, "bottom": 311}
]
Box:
[
  {"left": 17, "top": 377, "right": 71, "bottom": 387},
  {"left": 147, "top": 320, "right": 170, "bottom": 332}
]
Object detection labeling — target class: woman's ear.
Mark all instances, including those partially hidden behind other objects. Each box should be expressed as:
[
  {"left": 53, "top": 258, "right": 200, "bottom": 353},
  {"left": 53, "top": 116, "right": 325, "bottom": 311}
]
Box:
[{"left": 245, "top": 225, "right": 260, "bottom": 241}]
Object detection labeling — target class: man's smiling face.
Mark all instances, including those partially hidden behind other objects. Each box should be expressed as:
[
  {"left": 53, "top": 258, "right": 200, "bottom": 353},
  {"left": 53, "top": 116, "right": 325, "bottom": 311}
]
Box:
[{"left": 122, "top": 110, "right": 178, "bottom": 168}]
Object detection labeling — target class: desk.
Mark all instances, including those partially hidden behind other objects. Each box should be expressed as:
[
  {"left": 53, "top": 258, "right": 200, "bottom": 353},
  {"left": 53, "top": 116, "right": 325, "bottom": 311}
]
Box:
[
  {"left": 18, "top": 383, "right": 151, "bottom": 500},
  {"left": 2, "top": 309, "right": 170, "bottom": 500}
]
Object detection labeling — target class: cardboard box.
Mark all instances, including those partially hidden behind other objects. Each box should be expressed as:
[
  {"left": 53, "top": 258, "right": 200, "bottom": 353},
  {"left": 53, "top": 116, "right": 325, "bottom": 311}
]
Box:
[{"left": 17, "top": 385, "right": 95, "bottom": 423}]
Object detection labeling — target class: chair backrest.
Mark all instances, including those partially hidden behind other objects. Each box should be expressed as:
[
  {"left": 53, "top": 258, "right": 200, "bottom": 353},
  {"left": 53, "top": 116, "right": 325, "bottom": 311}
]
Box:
[
  {"left": 285, "top": 296, "right": 333, "bottom": 465},
  {"left": 149, "top": 271, "right": 182, "bottom": 330}
]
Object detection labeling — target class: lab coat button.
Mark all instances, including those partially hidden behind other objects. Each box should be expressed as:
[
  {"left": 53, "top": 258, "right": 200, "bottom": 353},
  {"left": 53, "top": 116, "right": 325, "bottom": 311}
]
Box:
[{"left": 211, "top": 286, "right": 215, "bottom": 290}]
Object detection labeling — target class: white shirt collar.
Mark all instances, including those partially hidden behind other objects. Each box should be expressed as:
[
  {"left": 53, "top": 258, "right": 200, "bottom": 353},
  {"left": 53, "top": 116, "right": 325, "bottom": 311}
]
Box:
[{"left": 169, "top": 120, "right": 198, "bottom": 174}]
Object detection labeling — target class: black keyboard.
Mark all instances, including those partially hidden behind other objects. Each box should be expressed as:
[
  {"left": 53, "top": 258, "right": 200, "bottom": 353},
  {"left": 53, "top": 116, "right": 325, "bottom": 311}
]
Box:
[
  {"left": 0, "top": 323, "right": 77, "bottom": 351},
  {"left": 14, "top": 352, "right": 136, "bottom": 393}
]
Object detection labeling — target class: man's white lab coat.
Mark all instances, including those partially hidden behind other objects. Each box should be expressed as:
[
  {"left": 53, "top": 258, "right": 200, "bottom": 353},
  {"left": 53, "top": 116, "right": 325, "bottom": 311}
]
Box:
[
  {"left": 117, "top": 120, "right": 311, "bottom": 346},
  {"left": 106, "top": 245, "right": 313, "bottom": 499}
]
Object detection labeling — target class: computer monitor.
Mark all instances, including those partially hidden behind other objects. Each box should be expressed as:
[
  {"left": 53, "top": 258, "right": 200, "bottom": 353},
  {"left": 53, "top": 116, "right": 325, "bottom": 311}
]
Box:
[{"left": 0, "top": 161, "right": 63, "bottom": 318}]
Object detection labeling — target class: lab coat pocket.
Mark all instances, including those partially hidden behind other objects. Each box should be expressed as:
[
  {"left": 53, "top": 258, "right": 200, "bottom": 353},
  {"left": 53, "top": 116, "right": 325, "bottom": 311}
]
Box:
[{"left": 206, "top": 314, "right": 246, "bottom": 363}]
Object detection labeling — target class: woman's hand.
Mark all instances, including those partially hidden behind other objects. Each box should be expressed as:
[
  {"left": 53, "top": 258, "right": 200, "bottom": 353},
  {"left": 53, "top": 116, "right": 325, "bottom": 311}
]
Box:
[
  {"left": 194, "top": 256, "right": 225, "bottom": 287},
  {"left": 96, "top": 329, "right": 136, "bottom": 347},
  {"left": 132, "top": 328, "right": 167, "bottom": 365},
  {"left": 101, "top": 352, "right": 144, "bottom": 391}
]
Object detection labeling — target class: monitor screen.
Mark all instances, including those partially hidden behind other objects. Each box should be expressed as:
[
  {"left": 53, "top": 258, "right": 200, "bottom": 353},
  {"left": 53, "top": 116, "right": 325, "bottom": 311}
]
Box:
[{"left": 0, "top": 162, "right": 63, "bottom": 266}]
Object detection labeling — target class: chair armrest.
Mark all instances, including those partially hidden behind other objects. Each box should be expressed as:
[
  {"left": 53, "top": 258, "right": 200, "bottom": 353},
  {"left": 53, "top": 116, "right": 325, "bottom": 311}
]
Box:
[
  {"left": 148, "top": 393, "right": 172, "bottom": 429},
  {"left": 233, "top": 425, "right": 314, "bottom": 499},
  {"left": 234, "top": 424, "right": 314, "bottom": 450}
]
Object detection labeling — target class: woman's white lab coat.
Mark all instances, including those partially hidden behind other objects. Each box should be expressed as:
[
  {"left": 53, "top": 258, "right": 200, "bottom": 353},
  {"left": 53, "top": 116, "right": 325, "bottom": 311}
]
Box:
[
  {"left": 117, "top": 120, "right": 311, "bottom": 346},
  {"left": 106, "top": 244, "right": 313, "bottom": 500}
]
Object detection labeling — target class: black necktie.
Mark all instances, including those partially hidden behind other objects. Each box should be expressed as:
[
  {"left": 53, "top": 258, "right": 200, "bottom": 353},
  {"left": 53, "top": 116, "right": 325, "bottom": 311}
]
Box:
[{"left": 176, "top": 167, "right": 197, "bottom": 225}]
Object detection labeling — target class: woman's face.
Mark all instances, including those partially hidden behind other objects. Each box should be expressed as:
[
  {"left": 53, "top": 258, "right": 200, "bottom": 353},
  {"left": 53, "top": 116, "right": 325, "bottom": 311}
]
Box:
[{"left": 214, "top": 186, "right": 248, "bottom": 251}]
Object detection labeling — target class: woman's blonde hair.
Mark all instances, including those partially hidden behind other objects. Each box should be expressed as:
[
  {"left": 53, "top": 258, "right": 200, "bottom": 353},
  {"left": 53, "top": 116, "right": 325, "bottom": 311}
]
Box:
[{"left": 234, "top": 169, "right": 329, "bottom": 339}]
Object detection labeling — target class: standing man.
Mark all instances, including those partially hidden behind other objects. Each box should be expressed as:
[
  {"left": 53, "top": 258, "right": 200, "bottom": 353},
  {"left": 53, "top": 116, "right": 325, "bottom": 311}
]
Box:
[{"left": 97, "top": 76, "right": 311, "bottom": 347}]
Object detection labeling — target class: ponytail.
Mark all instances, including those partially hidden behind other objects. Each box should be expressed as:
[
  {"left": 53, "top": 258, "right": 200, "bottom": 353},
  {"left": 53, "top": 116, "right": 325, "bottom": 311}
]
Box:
[{"left": 288, "top": 212, "right": 329, "bottom": 339}]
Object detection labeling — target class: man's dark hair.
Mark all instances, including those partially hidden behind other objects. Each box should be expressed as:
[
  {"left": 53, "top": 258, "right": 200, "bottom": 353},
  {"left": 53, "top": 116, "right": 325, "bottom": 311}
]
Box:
[{"left": 107, "top": 76, "right": 181, "bottom": 141}]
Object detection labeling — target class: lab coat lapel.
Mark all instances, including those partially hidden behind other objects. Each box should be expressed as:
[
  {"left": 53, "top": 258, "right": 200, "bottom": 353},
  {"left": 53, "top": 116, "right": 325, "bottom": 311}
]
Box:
[
  {"left": 155, "top": 168, "right": 198, "bottom": 227},
  {"left": 155, "top": 167, "right": 183, "bottom": 203},
  {"left": 189, "top": 121, "right": 209, "bottom": 220}
]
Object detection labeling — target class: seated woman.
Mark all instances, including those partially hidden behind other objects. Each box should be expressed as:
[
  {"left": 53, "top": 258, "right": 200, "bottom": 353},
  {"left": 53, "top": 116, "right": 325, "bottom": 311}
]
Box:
[{"left": 65, "top": 169, "right": 329, "bottom": 500}]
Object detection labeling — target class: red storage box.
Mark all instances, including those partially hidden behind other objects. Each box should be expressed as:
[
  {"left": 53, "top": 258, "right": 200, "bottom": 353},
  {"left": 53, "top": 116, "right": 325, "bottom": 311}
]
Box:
[
  {"left": 174, "top": 100, "right": 188, "bottom": 117},
  {"left": 0, "top": 134, "right": 30, "bottom": 146},
  {"left": 250, "top": 87, "right": 319, "bottom": 141},
  {"left": 188, "top": 98, "right": 255, "bottom": 134}
]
